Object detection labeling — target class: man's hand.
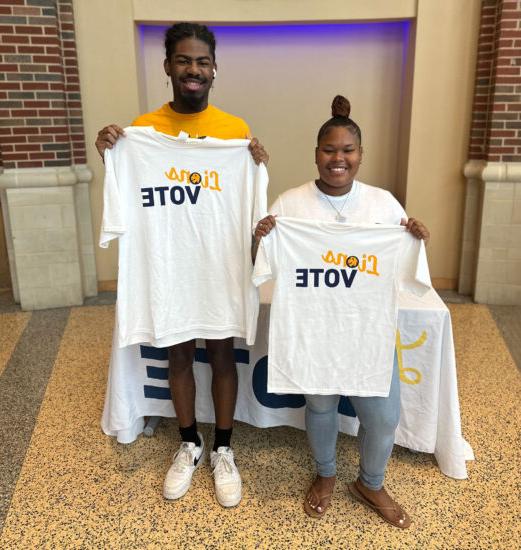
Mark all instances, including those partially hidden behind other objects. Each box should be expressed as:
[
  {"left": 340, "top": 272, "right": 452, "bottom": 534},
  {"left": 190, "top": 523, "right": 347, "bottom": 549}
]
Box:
[
  {"left": 95, "top": 124, "right": 125, "bottom": 159},
  {"left": 248, "top": 137, "right": 269, "bottom": 165}
]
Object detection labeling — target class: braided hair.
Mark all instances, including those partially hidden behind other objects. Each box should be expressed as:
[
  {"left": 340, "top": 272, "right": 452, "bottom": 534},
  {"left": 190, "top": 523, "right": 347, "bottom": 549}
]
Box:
[
  {"left": 164, "top": 22, "right": 216, "bottom": 62},
  {"left": 317, "top": 95, "right": 362, "bottom": 145}
]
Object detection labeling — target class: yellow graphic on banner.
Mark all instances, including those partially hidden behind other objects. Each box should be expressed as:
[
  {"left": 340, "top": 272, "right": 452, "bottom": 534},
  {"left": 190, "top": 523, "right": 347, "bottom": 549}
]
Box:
[
  {"left": 395, "top": 329, "right": 427, "bottom": 385},
  {"left": 164, "top": 165, "right": 222, "bottom": 192},
  {"left": 321, "top": 250, "right": 380, "bottom": 276}
]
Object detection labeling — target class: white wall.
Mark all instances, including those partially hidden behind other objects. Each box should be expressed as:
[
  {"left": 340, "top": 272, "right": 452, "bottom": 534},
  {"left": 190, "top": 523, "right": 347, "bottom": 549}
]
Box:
[{"left": 140, "top": 23, "right": 408, "bottom": 207}]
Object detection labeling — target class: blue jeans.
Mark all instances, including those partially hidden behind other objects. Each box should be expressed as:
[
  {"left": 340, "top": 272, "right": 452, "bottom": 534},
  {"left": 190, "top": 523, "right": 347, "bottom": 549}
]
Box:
[{"left": 304, "top": 354, "right": 400, "bottom": 490}]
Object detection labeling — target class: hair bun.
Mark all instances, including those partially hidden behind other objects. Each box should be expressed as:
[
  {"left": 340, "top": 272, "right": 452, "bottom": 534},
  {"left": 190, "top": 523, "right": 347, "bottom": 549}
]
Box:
[{"left": 331, "top": 95, "right": 351, "bottom": 118}]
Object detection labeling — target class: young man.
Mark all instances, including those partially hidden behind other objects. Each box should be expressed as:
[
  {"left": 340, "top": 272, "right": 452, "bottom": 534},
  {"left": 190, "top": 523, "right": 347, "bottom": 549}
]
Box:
[{"left": 95, "top": 22, "right": 268, "bottom": 508}]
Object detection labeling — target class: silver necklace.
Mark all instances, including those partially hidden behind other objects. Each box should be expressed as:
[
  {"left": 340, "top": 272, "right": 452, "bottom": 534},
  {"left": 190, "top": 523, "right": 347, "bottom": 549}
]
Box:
[{"left": 321, "top": 190, "right": 351, "bottom": 222}]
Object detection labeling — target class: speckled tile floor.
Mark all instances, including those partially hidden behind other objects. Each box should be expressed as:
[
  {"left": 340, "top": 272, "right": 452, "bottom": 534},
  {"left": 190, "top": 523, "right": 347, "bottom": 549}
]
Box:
[
  {"left": 0, "top": 311, "right": 30, "bottom": 377},
  {"left": 0, "top": 295, "right": 520, "bottom": 549}
]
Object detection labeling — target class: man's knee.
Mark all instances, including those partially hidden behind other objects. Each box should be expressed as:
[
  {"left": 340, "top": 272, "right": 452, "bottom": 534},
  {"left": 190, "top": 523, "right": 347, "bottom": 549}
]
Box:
[
  {"left": 206, "top": 338, "right": 234, "bottom": 369},
  {"left": 168, "top": 340, "right": 195, "bottom": 371}
]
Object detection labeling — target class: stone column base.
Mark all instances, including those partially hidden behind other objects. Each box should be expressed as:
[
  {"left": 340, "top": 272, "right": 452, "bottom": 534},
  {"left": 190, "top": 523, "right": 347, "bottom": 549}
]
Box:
[
  {"left": 0, "top": 165, "right": 97, "bottom": 310},
  {"left": 459, "top": 160, "right": 521, "bottom": 305}
]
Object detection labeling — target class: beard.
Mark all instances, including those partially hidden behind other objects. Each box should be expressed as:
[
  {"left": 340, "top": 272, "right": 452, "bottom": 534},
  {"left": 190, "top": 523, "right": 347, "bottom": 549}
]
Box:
[
  {"left": 172, "top": 77, "right": 211, "bottom": 111},
  {"left": 179, "top": 90, "right": 207, "bottom": 108}
]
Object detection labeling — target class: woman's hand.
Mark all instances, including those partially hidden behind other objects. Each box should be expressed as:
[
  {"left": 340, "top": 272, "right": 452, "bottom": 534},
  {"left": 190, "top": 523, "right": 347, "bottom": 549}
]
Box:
[
  {"left": 254, "top": 215, "right": 277, "bottom": 242},
  {"left": 248, "top": 137, "right": 269, "bottom": 165},
  {"left": 95, "top": 124, "right": 125, "bottom": 159},
  {"left": 252, "top": 215, "right": 276, "bottom": 263},
  {"left": 401, "top": 217, "right": 430, "bottom": 245}
]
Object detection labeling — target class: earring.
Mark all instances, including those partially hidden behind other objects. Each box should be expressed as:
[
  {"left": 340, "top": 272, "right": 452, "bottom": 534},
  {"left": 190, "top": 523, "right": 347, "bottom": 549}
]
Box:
[{"left": 166, "top": 74, "right": 170, "bottom": 88}]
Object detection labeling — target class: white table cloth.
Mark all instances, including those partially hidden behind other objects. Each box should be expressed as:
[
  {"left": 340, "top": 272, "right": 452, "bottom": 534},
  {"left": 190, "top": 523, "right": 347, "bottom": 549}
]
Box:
[{"left": 101, "top": 288, "right": 474, "bottom": 479}]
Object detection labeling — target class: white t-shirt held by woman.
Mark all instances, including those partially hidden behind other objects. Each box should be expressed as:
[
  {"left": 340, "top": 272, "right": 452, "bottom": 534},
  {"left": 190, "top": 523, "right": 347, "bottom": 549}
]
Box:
[{"left": 253, "top": 180, "right": 431, "bottom": 397}]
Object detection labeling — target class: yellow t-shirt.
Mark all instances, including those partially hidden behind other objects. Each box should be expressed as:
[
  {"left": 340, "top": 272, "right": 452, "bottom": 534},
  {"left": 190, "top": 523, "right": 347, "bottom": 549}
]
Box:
[{"left": 132, "top": 103, "right": 250, "bottom": 139}]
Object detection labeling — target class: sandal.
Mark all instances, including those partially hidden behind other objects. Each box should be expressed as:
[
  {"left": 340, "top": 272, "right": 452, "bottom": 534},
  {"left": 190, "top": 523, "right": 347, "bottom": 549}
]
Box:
[
  {"left": 348, "top": 479, "right": 411, "bottom": 529},
  {"left": 303, "top": 477, "right": 334, "bottom": 519}
]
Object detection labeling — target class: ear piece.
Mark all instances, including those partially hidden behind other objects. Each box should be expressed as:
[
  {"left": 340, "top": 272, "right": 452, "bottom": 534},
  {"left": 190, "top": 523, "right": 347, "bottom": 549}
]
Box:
[{"left": 213, "top": 69, "right": 217, "bottom": 78}]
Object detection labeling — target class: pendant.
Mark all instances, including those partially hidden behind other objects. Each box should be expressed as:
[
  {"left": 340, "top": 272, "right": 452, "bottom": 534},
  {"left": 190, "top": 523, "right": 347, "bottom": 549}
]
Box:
[{"left": 336, "top": 214, "right": 346, "bottom": 222}]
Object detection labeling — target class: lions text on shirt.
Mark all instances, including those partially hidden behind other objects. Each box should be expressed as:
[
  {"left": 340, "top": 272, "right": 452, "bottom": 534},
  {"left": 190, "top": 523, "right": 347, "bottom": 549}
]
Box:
[
  {"left": 253, "top": 217, "right": 431, "bottom": 397},
  {"left": 100, "top": 126, "right": 268, "bottom": 348}
]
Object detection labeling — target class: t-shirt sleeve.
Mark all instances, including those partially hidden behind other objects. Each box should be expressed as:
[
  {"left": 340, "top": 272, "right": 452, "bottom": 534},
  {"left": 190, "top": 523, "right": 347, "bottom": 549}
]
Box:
[
  {"left": 398, "top": 232, "right": 432, "bottom": 295},
  {"left": 268, "top": 195, "right": 283, "bottom": 216},
  {"left": 386, "top": 190, "right": 407, "bottom": 224},
  {"left": 252, "top": 161, "right": 269, "bottom": 229},
  {"left": 252, "top": 231, "right": 277, "bottom": 287},
  {"left": 99, "top": 148, "right": 126, "bottom": 248}
]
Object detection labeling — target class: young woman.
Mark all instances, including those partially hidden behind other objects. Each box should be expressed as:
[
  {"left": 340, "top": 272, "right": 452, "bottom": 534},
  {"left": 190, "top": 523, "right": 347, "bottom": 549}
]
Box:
[{"left": 253, "top": 95, "right": 429, "bottom": 528}]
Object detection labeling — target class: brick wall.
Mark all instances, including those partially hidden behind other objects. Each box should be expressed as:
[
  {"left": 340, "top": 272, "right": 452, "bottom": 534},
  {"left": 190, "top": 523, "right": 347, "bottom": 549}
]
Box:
[
  {"left": 0, "top": 0, "right": 86, "bottom": 169},
  {"left": 469, "top": 0, "right": 521, "bottom": 162}
]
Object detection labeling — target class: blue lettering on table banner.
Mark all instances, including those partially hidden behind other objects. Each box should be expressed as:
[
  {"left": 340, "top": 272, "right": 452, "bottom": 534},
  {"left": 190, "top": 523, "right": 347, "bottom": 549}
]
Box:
[
  {"left": 146, "top": 365, "right": 169, "bottom": 380},
  {"left": 251, "top": 355, "right": 356, "bottom": 416},
  {"left": 140, "top": 345, "right": 168, "bottom": 361},
  {"left": 142, "top": 345, "right": 249, "bottom": 400},
  {"left": 140, "top": 344, "right": 356, "bottom": 417},
  {"left": 338, "top": 396, "right": 356, "bottom": 417},
  {"left": 143, "top": 385, "right": 171, "bottom": 400},
  {"left": 252, "top": 356, "right": 306, "bottom": 408}
]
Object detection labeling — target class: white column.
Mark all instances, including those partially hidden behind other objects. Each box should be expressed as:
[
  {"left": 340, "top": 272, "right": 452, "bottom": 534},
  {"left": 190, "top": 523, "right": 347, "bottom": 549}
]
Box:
[
  {"left": 460, "top": 161, "right": 521, "bottom": 305},
  {"left": 0, "top": 165, "right": 97, "bottom": 310}
]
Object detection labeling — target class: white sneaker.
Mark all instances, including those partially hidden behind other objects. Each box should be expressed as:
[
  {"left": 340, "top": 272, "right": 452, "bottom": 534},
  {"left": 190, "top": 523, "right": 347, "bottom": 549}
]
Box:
[
  {"left": 163, "top": 433, "right": 204, "bottom": 500},
  {"left": 210, "top": 446, "right": 242, "bottom": 507}
]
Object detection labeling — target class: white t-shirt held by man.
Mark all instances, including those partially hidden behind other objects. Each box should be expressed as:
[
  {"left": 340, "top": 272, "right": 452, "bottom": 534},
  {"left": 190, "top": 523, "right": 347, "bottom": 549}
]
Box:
[{"left": 100, "top": 126, "right": 268, "bottom": 348}]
